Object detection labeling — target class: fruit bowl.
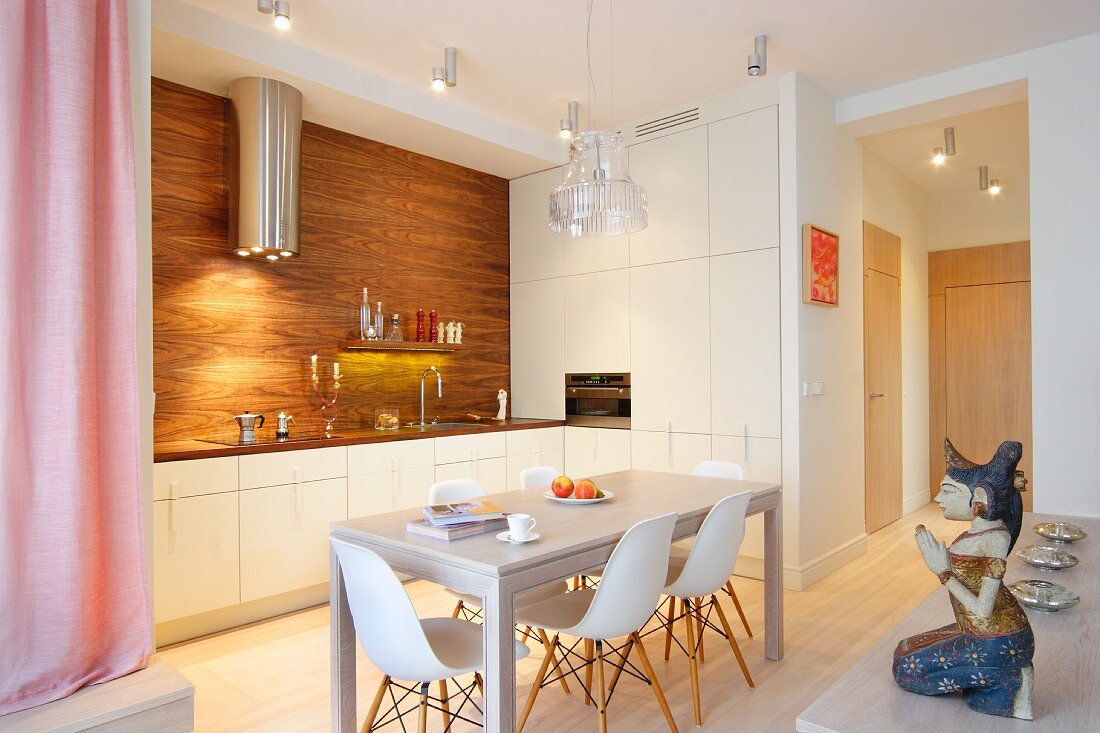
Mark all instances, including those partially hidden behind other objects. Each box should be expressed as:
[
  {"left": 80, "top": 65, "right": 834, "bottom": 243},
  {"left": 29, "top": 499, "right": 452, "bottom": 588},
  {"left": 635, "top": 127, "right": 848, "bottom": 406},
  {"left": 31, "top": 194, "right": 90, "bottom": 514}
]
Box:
[{"left": 543, "top": 490, "right": 615, "bottom": 505}]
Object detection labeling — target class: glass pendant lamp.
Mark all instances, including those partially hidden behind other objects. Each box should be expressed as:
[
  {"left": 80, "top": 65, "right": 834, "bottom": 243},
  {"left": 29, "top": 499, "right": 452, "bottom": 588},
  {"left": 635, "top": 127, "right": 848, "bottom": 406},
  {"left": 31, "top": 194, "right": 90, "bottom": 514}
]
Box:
[{"left": 549, "top": 0, "right": 647, "bottom": 236}]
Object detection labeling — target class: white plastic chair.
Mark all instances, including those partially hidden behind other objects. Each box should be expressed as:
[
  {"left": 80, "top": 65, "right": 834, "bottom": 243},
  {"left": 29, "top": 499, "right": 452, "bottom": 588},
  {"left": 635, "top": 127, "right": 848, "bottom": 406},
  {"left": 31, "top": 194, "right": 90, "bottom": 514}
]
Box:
[
  {"left": 660, "top": 491, "right": 755, "bottom": 725},
  {"left": 515, "top": 513, "right": 680, "bottom": 733},
  {"left": 428, "top": 478, "right": 486, "bottom": 505},
  {"left": 681, "top": 460, "right": 754, "bottom": 638},
  {"left": 330, "top": 538, "right": 530, "bottom": 731},
  {"left": 519, "top": 465, "right": 558, "bottom": 490}
]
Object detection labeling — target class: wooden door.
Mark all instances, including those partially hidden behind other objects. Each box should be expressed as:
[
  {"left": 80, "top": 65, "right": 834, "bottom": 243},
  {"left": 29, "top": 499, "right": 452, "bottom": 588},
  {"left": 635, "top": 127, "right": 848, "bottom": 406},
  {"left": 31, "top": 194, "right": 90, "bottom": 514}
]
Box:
[
  {"left": 864, "top": 222, "right": 902, "bottom": 534},
  {"left": 945, "top": 282, "right": 1032, "bottom": 509}
]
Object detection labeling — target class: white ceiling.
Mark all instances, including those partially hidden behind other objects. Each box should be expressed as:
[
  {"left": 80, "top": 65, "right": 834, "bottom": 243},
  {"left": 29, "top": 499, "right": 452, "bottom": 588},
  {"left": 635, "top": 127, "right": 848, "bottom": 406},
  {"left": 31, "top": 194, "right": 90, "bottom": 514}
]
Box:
[
  {"left": 861, "top": 102, "right": 1030, "bottom": 196},
  {"left": 153, "top": 0, "right": 1100, "bottom": 177}
]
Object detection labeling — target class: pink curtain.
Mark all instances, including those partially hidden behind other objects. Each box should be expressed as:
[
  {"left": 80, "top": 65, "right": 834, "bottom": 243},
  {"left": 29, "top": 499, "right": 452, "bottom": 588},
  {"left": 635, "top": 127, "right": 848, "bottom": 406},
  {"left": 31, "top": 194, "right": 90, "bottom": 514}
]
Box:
[{"left": 0, "top": 0, "right": 151, "bottom": 715}]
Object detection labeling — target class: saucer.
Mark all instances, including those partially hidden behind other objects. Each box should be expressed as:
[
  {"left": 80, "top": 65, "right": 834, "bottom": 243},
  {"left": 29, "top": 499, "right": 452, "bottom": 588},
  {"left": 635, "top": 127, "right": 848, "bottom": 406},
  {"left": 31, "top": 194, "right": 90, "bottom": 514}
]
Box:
[{"left": 497, "top": 530, "right": 540, "bottom": 544}]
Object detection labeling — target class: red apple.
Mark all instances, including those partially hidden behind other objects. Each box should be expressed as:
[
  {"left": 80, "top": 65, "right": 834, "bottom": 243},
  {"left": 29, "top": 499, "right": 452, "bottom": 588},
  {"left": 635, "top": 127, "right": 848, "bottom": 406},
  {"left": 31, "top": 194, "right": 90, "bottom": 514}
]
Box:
[
  {"left": 551, "top": 475, "right": 575, "bottom": 498},
  {"left": 574, "top": 479, "right": 598, "bottom": 500}
]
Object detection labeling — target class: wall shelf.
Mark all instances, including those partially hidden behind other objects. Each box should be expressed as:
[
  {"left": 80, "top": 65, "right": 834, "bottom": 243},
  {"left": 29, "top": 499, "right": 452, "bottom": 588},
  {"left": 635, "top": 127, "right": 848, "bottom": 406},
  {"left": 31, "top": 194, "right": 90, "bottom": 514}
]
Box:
[{"left": 339, "top": 340, "right": 466, "bottom": 353}]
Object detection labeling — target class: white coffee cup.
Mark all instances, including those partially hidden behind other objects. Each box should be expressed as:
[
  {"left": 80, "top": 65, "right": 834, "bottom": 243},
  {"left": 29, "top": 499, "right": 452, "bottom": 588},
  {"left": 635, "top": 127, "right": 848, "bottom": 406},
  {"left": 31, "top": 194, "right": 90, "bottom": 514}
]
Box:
[{"left": 507, "top": 513, "right": 536, "bottom": 542}]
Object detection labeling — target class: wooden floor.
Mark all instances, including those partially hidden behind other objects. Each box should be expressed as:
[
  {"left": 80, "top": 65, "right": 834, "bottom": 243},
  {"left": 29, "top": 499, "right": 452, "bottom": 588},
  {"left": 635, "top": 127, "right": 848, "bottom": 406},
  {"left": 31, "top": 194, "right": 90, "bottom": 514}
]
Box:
[{"left": 159, "top": 502, "right": 951, "bottom": 732}]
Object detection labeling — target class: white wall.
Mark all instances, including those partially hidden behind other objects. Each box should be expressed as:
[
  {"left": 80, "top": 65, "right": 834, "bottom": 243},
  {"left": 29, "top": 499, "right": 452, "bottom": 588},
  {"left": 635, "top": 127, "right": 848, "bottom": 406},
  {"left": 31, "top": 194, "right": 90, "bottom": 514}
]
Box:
[
  {"left": 835, "top": 32, "right": 1100, "bottom": 517},
  {"left": 790, "top": 75, "right": 867, "bottom": 572},
  {"left": 927, "top": 184, "right": 1030, "bottom": 251},
  {"left": 861, "top": 151, "right": 930, "bottom": 515}
]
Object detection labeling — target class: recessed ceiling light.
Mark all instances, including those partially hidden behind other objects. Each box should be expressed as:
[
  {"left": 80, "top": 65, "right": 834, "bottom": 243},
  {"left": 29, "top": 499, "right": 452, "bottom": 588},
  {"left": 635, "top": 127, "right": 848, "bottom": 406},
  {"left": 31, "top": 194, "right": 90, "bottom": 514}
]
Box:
[
  {"left": 279, "top": 250, "right": 293, "bottom": 257},
  {"left": 236, "top": 249, "right": 251, "bottom": 256},
  {"left": 251, "top": 246, "right": 263, "bottom": 253},
  {"left": 266, "top": 254, "right": 279, "bottom": 260}
]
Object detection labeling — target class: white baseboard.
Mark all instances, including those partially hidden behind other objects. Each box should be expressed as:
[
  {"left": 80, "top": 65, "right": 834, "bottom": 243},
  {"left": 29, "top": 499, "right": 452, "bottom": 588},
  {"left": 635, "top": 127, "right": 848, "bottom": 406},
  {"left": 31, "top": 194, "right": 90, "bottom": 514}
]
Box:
[
  {"left": 735, "top": 532, "right": 869, "bottom": 591},
  {"left": 903, "top": 493, "right": 931, "bottom": 516}
]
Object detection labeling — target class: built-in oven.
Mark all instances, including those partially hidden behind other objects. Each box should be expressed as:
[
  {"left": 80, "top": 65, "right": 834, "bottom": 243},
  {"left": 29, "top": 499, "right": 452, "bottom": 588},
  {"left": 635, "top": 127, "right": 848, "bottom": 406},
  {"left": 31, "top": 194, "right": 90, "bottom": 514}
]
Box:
[{"left": 565, "top": 373, "right": 630, "bottom": 429}]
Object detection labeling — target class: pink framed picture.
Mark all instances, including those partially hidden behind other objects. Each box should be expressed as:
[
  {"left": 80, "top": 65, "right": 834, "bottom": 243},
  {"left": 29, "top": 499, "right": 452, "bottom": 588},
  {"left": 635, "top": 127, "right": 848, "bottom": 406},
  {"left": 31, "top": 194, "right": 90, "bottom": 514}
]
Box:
[{"left": 803, "top": 224, "right": 839, "bottom": 307}]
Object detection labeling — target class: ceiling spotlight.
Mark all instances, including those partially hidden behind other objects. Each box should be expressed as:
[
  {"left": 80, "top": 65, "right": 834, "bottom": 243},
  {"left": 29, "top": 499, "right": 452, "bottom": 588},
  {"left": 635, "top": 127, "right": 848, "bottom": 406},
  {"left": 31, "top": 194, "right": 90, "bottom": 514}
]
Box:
[
  {"left": 432, "top": 47, "right": 457, "bottom": 91},
  {"left": 258, "top": 0, "right": 273, "bottom": 13},
  {"left": 747, "top": 35, "right": 767, "bottom": 77},
  {"left": 559, "top": 101, "right": 579, "bottom": 139},
  {"left": 979, "top": 165, "right": 1002, "bottom": 194},
  {"left": 989, "top": 179, "right": 1002, "bottom": 196},
  {"left": 272, "top": 0, "right": 290, "bottom": 30},
  {"left": 932, "top": 126, "right": 956, "bottom": 165}
]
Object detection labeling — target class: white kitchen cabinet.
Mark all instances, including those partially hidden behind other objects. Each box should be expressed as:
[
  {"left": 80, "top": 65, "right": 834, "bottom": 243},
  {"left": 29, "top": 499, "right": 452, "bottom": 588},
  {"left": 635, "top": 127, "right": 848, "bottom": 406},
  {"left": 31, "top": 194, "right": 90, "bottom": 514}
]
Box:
[
  {"left": 564, "top": 269, "right": 630, "bottom": 374},
  {"left": 239, "top": 477, "right": 348, "bottom": 602},
  {"left": 563, "top": 426, "right": 631, "bottom": 478},
  {"left": 708, "top": 107, "right": 779, "bottom": 255},
  {"left": 511, "top": 278, "right": 565, "bottom": 419},
  {"left": 710, "top": 248, "right": 781, "bottom": 438},
  {"left": 563, "top": 231, "right": 630, "bottom": 276},
  {"left": 629, "top": 258, "right": 711, "bottom": 433},
  {"left": 238, "top": 446, "right": 346, "bottom": 490},
  {"left": 434, "top": 456, "right": 508, "bottom": 494},
  {"left": 152, "top": 455, "right": 237, "bottom": 500},
  {"left": 434, "top": 432, "right": 506, "bottom": 465},
  {"left": 630, "top": 430, "right": 711, "bottom": 474},
  {"left": 505, "top": 427, "right": 565, "bottom": 489},
  {"left": 506, "top": 451, "right": 565, "bottom": 490},
  {"left": 153, "top": 492, "right": 239, "bottom": 623},
  {"left": 711, "top": 434, "right": 782, "bottom": 560},
  {"left": 510, "top": 167, "right": 564, "bottom": 283},
  {"left": 348, "top": 438, "right": 436, "bottom": 516},
  {"left": 628, "top": 126, "right": 710, "bottom": 266}
]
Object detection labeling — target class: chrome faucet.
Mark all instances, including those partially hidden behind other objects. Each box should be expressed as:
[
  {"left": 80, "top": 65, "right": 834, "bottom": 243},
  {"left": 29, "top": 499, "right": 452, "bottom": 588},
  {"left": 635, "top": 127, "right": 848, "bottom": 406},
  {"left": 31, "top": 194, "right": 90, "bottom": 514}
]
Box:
[{"left": 419, "top": 366, "right": 442, "bottom": 425}]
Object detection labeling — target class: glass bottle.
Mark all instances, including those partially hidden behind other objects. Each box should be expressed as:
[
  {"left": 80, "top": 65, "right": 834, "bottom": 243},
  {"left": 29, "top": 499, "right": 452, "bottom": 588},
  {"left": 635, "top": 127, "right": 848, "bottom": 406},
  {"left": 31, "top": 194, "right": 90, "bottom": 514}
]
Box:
[
  {"left": 385, "top": 313, "right": 402, "bottom": 341},
  {"left": 358, "top": 288, "right": 376, "bottom": 341},
  {"left": 374, "top": 302, "right": 384, "bottom": 341}
]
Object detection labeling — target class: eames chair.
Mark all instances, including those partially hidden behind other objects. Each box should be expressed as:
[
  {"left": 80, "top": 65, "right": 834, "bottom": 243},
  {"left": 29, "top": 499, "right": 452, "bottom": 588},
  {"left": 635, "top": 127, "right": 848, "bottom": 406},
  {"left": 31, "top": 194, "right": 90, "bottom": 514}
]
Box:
[
  {"left": 516, "top": 513, "right": 681, "bottom": 733},
  {"left": 519, "top": 465, "right": 558, "bottom": 490},
  {"left": 330, "top": 538, "right": 530, "bottom": 731},
  {"left": 660, "top": 491, "right": 755, "bottom": 726},
  {"left": 685, "top": 460, "right": 754, "bottom": 638}
]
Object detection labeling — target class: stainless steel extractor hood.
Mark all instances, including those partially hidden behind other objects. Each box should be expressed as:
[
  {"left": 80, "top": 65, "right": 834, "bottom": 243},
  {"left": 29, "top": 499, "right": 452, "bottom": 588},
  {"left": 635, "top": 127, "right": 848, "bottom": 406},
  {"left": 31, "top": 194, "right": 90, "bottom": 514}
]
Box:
[{"left": 228, "top": 77, "right": 302, "bottom": 260}]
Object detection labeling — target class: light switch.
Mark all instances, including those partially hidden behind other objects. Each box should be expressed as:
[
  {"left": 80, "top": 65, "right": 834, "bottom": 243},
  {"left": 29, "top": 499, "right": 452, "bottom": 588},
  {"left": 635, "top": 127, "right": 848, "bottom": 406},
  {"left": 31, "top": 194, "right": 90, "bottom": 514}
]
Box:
[{"left": 802, "top": 381, "right": 825, "bottom": 397}]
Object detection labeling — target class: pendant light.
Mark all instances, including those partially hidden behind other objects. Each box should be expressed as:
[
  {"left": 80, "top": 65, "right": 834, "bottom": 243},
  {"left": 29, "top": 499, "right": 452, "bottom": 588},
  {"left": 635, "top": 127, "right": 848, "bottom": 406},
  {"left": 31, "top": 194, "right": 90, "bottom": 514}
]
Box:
[{"left": 549, "top": 0, "right": 647, "bottom": 237}]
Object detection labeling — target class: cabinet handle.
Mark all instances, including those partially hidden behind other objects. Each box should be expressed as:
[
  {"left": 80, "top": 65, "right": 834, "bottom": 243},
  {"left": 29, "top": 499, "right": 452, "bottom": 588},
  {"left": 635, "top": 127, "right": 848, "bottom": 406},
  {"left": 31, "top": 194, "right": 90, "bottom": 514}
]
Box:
[
  {"left": 167, "top": 497, "right": 176, "bottom": 533},
  {"left": 390, "top": 457, "right": 399, "bottom": 499},
  {"left": 292, "top": 468, "right": 303, "bottom": 514},
  {"left": 594, "top": 430, "right": 600, "bottom": 459},
  {"left": 470, "top": 448, "right": 479, "bottom": 480},
  {"left": 743, "top": 424, "right": 749, "bottom": 462},
  {"left": 667, "top": 421, "right": 673, "bottom": 457},
  {"left": 168, "top": 480, "right": 178, "bottom": 501},
  {"left": 533, "top": 440, "right": 541, "bottom": 463}
]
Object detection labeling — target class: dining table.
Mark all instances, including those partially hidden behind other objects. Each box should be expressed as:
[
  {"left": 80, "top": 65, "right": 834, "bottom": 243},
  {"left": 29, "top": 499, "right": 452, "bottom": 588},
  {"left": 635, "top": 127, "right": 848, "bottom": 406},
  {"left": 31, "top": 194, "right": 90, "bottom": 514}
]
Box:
[{"left": 329, "top": 469, "right": 784, "bottom": 733}]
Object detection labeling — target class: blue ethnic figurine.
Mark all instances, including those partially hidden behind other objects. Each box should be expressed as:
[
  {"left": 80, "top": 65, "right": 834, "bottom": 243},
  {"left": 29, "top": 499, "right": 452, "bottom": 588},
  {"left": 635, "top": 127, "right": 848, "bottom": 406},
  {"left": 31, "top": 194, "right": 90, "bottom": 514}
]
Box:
[{"left": 892, "top": 438, "right": 1034, "bottom": 719}]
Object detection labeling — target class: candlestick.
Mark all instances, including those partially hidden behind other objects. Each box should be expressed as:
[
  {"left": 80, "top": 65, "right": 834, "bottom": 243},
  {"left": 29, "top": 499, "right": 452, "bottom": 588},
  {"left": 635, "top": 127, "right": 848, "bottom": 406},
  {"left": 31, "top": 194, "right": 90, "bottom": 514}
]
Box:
[{"left": 309, "top": 356, "right": 341, "bottom": 437}]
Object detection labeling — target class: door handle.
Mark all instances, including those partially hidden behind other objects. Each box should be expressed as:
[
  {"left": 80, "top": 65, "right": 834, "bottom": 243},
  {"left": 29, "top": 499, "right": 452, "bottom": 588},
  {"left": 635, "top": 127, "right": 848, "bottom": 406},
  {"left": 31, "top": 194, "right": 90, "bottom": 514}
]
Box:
[
  {"left": 869, "top": 392, "right": 884, "bottom": 398},
  {"left": 292, "top": 468, "right": 304, "bottom": 514}
]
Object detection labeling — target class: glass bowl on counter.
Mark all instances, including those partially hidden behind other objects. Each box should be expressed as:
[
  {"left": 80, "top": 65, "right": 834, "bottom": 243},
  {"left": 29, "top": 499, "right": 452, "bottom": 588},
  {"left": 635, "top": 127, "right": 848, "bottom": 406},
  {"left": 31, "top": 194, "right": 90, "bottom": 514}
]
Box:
[{"left": 374, "top": 408, "right": 400, "bottom": 431}]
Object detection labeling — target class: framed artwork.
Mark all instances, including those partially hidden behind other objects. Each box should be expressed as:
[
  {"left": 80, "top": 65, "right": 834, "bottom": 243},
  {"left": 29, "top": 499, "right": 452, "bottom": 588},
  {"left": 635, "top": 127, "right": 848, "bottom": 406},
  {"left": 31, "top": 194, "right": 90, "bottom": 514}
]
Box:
[{"left": 803, "top": 223, "right": 839, "bottom": 307}]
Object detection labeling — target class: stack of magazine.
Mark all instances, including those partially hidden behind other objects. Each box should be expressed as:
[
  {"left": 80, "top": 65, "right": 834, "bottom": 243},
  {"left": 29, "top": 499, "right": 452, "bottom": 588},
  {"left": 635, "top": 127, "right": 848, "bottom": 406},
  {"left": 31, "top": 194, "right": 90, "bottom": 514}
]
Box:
[{"left": 406, "top": 500, "right": 507, "bottom": 541}]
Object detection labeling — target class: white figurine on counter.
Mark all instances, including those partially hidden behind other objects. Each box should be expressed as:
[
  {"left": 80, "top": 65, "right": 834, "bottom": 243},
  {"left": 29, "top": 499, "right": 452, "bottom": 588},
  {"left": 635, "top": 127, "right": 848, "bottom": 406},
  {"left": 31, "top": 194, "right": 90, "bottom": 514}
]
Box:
[
  {"left": 496, "top": 389, "right": 507, "bottom": 421},
  {"left": 445, "top": 321, "right": 456, "bottom": 344},
  {"left": 437, "top": 324, "right": 445, "bottom": 343},
  {"left": 455, "top": 322, "right": 465, "bottom": 344}
]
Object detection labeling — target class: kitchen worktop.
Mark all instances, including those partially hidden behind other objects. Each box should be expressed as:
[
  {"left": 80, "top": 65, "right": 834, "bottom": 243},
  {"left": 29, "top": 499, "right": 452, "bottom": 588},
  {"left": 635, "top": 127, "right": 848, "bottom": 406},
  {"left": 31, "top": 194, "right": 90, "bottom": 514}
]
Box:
[{"left": 153, "top": 417, "right": 565, "bottom": 462}]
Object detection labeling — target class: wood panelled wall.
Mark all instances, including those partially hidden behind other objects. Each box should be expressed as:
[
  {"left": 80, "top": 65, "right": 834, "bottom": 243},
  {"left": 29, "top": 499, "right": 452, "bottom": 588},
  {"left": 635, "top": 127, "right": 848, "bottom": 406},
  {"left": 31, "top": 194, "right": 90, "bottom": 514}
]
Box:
[{"left": 152, "top": 78, "right": 510, "bottom": 442}]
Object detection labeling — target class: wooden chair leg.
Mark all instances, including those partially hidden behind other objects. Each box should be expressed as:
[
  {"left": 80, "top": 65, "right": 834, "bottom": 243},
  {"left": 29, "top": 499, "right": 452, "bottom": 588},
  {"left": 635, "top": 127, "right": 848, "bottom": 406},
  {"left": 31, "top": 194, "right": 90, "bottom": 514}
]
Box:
[
  {"left": 663, "top": 595, "right": 676, "bottom": 661},
  {"left": 474, "top": 672, "right": 484, "bottom": 696},
  {"left": 583, "top": 638, "right": 594, "bottom": 705},
  {"left": 438, "top": 679, "right": 451, "bottom": 731},
  {"left": 726, "top": 580, "right": 754, "bottom": 637},
  {"left": 595, "top": 641, "right": 609, "bottom": 733},
  {"left": 537, "top": 627, "right": 571, "bottom": 694},
  {"left": 631, "top": 633, "right": 679, "bottom": 733},
  {"left": 520, "top": 625, "right": 532, "bottom": 644},
  {"left": 607, "top": 634, "right": 635, "bottom": 695},
  {"left": 360, "top": 675, "right": 390, "bottom": 733},
  {"left": 683, "top": 599, "right": 702, "bottom": 726},
  {"left": 417, "top": 682, "right": 429, "bottom": 733},
  {"left": 713, "top": 594, "right": 755, "bottom": 688},
  {"left": 451, "top": 600, "right": 463, "bottom": 619},
  {"left": 517, "top": 634, "right": 557, "bottom": 733},
  {"left": 694, "top": 598, "right": 705, "bottom": 664}
]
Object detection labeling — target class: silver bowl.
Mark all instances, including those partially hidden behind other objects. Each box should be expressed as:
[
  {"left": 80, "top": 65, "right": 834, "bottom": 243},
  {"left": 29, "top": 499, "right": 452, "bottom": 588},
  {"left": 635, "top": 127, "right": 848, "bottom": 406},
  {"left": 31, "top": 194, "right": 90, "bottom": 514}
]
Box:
[
  {"left": 1009, "top": 579, "right": 1081, "bottom": 612},
  {"left": 1033, "top": 522, "right": 1088, "bottom": 543},
  {"left": 1016, "top": 544, "right": 1079, "bottom": 569}
]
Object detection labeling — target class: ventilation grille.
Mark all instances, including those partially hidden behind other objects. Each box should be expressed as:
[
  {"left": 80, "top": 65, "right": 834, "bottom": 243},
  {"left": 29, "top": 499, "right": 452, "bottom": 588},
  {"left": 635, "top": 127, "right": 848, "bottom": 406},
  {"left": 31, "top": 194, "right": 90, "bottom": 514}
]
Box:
[{"left": 634, "top": 108, "right": 700, "bottom": 138}]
